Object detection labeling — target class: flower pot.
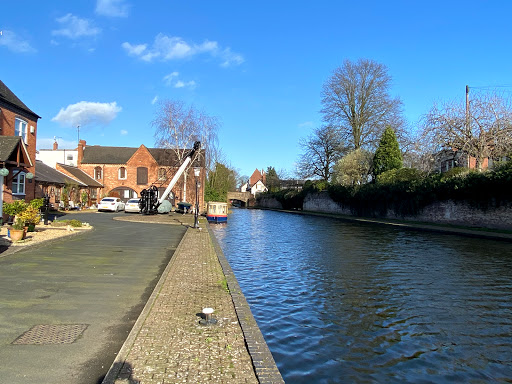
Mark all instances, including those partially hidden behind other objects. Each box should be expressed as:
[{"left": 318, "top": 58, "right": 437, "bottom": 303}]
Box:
[
  {"left": 27, "top": 223, "right": 36, "bottom": 232},
  {"left": 9, "top": 228, "right": 25, "bottom": 242}
]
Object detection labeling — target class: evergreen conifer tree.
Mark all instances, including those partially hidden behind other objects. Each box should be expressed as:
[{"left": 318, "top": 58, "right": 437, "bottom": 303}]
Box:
[{"left": 372, "top": 126, "right": 402, "bottom": 177}]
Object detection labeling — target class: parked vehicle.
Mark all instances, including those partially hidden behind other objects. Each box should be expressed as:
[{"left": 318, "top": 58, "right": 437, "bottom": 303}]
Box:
[
  {"left": 124, "top": 198, "right": 141, "bottom": 213},
  {"left": 98, "top": 197, "right": 125, "bottom": 212}
]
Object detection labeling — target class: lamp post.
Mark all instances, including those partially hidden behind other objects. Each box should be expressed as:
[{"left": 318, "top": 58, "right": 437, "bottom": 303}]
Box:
[{"left": 193, "top": 167, "right": 201, "bottom": 228}]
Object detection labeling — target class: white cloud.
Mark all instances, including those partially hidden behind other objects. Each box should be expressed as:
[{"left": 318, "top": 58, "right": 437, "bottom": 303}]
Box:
[
  {"left": 121, "top": 42, "right": 146, "bottom": 55},
  {"left": 162, "top": 72, "right": 196, "bottom": 89},
  {"left": 0, "top": 30, "right": 36, "bottom": 53},
  {"left": 163, "top": 72, "right": 179, "bottom": 86},
  {"left": 52, "top": 101, "right": 122, "bottom": 127},
  {"left": 52, "top": 14, "right": 101, "bottom": 39},
  {"left": 122, "top": 33, "right": 244, "bottom": 66},
  {"left": 96, "top": 0, "right": 130, "bottom": 17},
  {"left": 174, "top": 80, "right": 196, "bottom": 89},
  {"left": 120, "top": 129, "right": 128, "bottom": 135},
  {"left": 151, "top": 96, "right": 158, "bottom": 105}
]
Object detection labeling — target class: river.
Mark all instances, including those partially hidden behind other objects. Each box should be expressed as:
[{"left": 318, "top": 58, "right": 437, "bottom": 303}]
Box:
[{"left": 210, "top": 208, "right": 512, "bottom": 383}]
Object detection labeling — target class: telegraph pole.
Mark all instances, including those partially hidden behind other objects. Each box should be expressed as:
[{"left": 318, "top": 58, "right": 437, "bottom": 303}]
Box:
[{"left": 465, "top": 86, "right": 470, "bottom": 167}]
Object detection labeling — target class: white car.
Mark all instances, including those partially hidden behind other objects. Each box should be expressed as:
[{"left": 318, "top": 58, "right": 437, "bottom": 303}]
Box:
[
  {"left": 98, "top": 197, "right": 125, "bottom": 212},
  {"left": 124, "top": 198, "right": 141, "bottom": 213}
]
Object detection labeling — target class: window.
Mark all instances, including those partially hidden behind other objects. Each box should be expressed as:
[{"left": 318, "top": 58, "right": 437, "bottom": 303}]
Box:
[
  {"left": 90, "top": 188, "right": 97, "bottom": 199},
  {"left": 158, "top": 168, "right": 167, "bottom": 181},
  {"left": 137, "top": 167, "right": 148, "bottom": 185},
  {"left": 12, "top": 171, "right": 26, "bottom": 195},
  {"left": 66, "top": 154, "right": 74, "bottom": 161},
  {"left": 94, "top": 166, "right": 102, "bottom": 180},
  {"left": 118, "top": 167, "right": 127, "bottom": 180},
  {"left": 15, "top": 118, "right": 28, "bottom": 143}
]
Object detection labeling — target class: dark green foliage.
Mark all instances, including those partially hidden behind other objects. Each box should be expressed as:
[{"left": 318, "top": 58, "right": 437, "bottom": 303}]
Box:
[
  {"left": 267, "top": 189, "right": 305, "bottom": 210},
  {"left": 372, "top": 126, "right": 402, "bottom": 177},
  {"left": 440, "top": 167, "right": 472, "bottom": 180},
  {"left": 262, "top": 163, "right": 512, "bottom": 216},
  {"left": 328, "top": 163, "right": 512, "bottom": 217},
  {"left": 266, "top": 166, "right": 280, "bottom": 192},
  {"left": 205, "top": 162, "right": 237, "bottom": 202},
  {"left": 377, "top": 168, "right": 424, "bottom": 185}
]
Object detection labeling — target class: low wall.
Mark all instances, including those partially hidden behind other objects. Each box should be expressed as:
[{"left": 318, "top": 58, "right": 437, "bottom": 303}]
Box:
[
  {"left": 257, "top": 196, "right": 283, "bottom": 210},
  {"left": 302, "top": 192, "right": 512, "bottom": 231}
]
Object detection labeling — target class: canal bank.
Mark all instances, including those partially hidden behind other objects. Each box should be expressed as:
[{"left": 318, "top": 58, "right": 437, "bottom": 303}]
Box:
[
  {"left": 103, "top": 214, "right": 283, "bottom": 384},
  {"left": 255, "top": 207, "right": 512, "bottom": 242}
]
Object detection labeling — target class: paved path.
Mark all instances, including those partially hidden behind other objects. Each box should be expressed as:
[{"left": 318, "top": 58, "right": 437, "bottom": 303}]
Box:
[
  {"left": 0, "top": 212, "right": 186, "bottom": 383},
  {"left": 103, "top": 227, "right": 260, "bottom": 384}
]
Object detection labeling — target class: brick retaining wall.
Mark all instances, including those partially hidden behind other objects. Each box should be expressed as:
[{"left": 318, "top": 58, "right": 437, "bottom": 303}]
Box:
[{"left": 258, "top": 192, "right": 512, "bottom": 230}]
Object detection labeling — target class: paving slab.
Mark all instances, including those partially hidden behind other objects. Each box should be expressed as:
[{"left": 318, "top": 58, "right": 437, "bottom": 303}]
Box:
[{"left": 103, "top": 227, "right": 260, "bottom": 384}]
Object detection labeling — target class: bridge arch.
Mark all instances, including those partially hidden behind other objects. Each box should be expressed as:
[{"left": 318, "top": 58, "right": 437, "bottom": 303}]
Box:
[{"left": 227, "top": 191, "right": 253, "bottom": 207}]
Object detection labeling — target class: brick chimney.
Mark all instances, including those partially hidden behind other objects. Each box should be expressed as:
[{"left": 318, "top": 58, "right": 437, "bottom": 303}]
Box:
[
  {"left": 53, "top": 140, "right": 58, "bottom": 150},
  {"left": 77, "top": 140, "right": 86, "bottom": 166}
]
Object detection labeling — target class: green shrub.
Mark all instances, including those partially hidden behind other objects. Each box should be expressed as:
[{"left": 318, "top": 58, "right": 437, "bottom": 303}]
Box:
[
  {"left": 68, "top": 219, "right": 82, "bottom": 227},
  {"left": 29, "top": 198, "right": 44, "bottom": 210},
  {"left": 440, "top": 167, "right": 472, "bottom": 180},
  {"left": 3, "top": 200, "right": 28, "bottom": 216},
  {"left": 377, "top": 168, "right": 424, "bottom": 185},
  {"left": 51, "top": 219, "right": 83, "bottom": 227}
]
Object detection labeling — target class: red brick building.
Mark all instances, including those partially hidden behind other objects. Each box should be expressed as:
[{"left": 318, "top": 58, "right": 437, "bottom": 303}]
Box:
[
  {"left": 0, "top": 80, "right": 40, "bottom": 218},
  {"left": 76, "top": 140, "right": 205, "bottom": 209}
]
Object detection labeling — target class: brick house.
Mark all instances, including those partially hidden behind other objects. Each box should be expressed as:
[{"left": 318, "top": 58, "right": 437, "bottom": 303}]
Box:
[
  {"left": 35, "top": 160, "right": 88, "bottom": 209},
  {"left": 435, "top": 149, "right": 490, "bottom": 173},
  {"left": 0, "top": 80, "right": 40, "bottom": 218},
  {"left": 76, "top": 140, "right": 205, "bottom": 209}
]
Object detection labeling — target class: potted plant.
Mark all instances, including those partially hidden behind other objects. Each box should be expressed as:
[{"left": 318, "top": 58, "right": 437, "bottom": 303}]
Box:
[
  {"left": 19, "top": 206, "right": 41, "bottom": 232},
  {"left": 9, "top": 218, "right": 26, "bottom": 241},
  {"left": 3, "top": 200, "right": 28, "bottom": 225}
]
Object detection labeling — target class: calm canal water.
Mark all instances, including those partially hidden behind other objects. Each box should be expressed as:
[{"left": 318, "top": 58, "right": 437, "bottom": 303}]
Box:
[{"left": 210, "top": 209, "right": 512, "bottom": 383}]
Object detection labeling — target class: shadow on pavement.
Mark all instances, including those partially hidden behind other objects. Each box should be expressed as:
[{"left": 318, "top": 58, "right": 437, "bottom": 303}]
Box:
[{"left": 97, "top": 362, "right": 139, "bottom": 384}]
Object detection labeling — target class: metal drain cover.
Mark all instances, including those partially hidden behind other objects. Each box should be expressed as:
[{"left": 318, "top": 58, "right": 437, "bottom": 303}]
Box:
[{"left": 12, "top": 324, "right": 88, "bottom": 345}]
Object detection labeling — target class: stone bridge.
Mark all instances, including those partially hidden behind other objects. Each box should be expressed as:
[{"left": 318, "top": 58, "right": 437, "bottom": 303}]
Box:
[{"left": 227, "top": 191, "right": 253, "bottom": 207}]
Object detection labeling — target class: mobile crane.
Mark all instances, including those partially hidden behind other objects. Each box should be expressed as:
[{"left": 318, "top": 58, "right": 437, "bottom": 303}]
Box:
[{"left": 139, "top": 141, "right": 200, "bottom": 215}]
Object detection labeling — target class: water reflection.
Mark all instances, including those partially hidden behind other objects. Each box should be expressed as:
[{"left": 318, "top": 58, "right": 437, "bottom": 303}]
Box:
[{"left": 211, "top": 209, "right": 512, "bottom": 383}]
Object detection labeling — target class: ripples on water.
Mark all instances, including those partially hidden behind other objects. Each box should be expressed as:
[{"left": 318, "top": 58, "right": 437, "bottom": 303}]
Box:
[{"left": 211, "top": 209, "right": 512, "bottom": 383}]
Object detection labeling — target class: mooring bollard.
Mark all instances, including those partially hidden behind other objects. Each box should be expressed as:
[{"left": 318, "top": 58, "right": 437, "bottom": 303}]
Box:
[{"left": 199, "top": 307, "right": 217, "bottom": 326}]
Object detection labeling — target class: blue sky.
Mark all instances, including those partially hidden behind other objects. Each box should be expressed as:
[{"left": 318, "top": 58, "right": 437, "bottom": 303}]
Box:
[{"left": 1, "top": 1, "right": 511, "bottom": 178}]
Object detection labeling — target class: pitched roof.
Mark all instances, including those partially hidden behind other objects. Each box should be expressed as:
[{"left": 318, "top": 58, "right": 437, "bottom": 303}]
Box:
[
  {"left": 82, "top": 145, "right": 205, "bottom": 167},
  {"left": 0, "top": 136, "right": 33, "bottom": 166},
  {"left": 81, "top": 146, "right": 137, "bottom": 164},
  {"left": 249, "top": 169, "right": 266, "bottom": 186},
  {"left": 57, "top": 163, "right": 103, "bottom": 187},
  {"left": 35, "top": 160, "right": 85, "bottom": 186},
  {"left": 0, "top": 80, "right": 40, "bottom": 120}
]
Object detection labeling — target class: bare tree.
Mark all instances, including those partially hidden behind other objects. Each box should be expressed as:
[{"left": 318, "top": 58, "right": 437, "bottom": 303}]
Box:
[
  {"left": 153, "top": 99, "right": 220, "bottom": 200},
  {"left": 321, "top": 58, "right": 406, "bottom": 150},
  {"left": 297, "top": 125, "right": 345, "bottom": 181},
  {"left": 153, "top": 99, "right": 220, "bottom": 169},
  {"left": 422, "top": 92, "right": 512, "bottom": 170}
]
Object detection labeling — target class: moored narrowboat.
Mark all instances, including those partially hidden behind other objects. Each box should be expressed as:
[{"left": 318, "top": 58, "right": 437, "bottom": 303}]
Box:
[{"left": 206, "top": 201, "right": 228, "bottom": 223}]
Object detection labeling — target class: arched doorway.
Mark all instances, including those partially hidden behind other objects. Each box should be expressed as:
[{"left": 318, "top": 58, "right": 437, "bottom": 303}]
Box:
[{"left": 109, "top": 187, "right": 138, "bottom": 202}]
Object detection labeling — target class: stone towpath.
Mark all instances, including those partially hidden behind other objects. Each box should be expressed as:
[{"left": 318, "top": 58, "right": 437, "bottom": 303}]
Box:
[{"left": 102, "top": 220, "right": 283, "bottom": 384}]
